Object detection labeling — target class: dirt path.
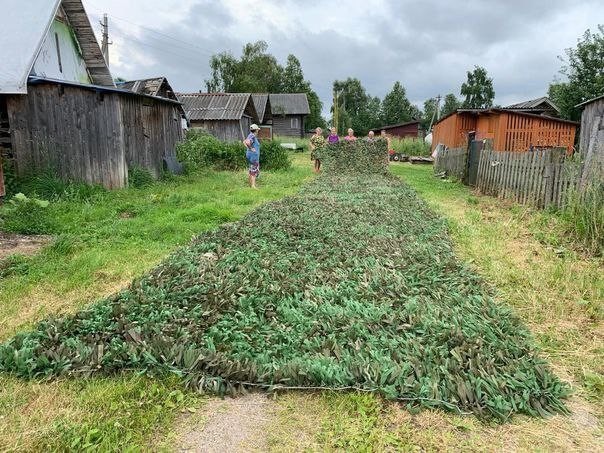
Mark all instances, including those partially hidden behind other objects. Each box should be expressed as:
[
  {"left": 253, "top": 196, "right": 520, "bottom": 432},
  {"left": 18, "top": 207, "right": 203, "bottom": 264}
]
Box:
[
  {"left": 175, "top": 394, "right": 276, "bottom": 453},
  {"left": 0, "top": 233, "right": 50, "bottom": 260}
]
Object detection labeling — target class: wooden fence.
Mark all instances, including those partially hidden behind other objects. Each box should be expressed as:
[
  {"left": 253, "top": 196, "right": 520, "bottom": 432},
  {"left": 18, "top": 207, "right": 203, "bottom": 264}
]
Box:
[
  {"left": 435, "top": 147, "right": 580, "bottom": 209},
  {"left": 434, "top": 146, "right": 466, "bottom": 180}
]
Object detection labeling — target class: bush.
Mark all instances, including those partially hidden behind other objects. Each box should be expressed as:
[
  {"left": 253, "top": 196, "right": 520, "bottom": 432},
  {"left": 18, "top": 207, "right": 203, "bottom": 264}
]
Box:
[
  {"left": 176, "top": 131, "right": 291, "bottom": 172},
  {"left": 128, "top": 166, "right": 155, "bottom": 189},
  {"left": 0, "top": 193, "right": 55, "bottom": 235},
  {"left": 259, "top": 140, "right": 291, "bottom": 170},
  {"left": 390, "top": 138, "right": 431, "bottom": 157}
]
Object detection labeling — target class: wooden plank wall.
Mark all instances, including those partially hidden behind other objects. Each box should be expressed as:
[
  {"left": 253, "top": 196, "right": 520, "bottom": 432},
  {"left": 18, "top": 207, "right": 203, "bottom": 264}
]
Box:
[
  {"left": 434, "top": 147, "right": 467, "bottom": 180},
  {"left": 475, "top": 148, "right": 578, "bottom": 209},
  {"left": 5, "top": 84, "right": 127, "bottom": 188},
  {"left": 579, "top": 99, "right": 604, "bottom": 186},
  {"left": 272, "top": 115, "right": 305, "bottom": 138}
]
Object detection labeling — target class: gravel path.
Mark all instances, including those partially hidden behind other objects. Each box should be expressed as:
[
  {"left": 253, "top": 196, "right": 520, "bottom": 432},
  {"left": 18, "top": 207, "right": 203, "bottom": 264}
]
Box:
[{"left": 176, "top": 394, "right": 274, "bottom": 453}]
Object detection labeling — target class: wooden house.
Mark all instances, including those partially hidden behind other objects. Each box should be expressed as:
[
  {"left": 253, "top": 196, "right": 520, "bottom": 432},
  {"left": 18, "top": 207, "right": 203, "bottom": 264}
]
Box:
[
  {"left": 576, "top": 94, "right": 604, "bottom": 183},
  {"left": 0, "top": 0, "right": 184, "bottom": 190},
  {"left": 376, "top": 120, "right": 421, "bottom": 139},
  {"left": 268, "top": 94, "right": 310, "bottom": 138},
  {"left": 431, "top": 109, "right": 577, "bottom": 153},
  {"left": 251, "top": 94, "right": 273, "bottom": 139},
  {"left": 505, "top": 97, "right": 561, "bottom": 118},
  {"left": 177, "top": 93, "right": 258, "bottom": 141}
]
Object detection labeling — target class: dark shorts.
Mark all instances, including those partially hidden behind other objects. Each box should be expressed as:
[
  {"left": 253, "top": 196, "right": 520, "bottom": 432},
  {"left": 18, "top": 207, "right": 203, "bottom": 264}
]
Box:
[{"left": 248, "top": 161, "right": 260, "bottom": 177}]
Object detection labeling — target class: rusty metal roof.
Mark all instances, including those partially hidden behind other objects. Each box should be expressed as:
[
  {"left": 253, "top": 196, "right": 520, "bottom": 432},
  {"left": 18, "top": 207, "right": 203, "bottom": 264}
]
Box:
[
  {"left": 177, "top": 93, "right": 257, "bottom": 121},
  {"left": 269, "top": 93, "right": 310, "bottom": 115}
]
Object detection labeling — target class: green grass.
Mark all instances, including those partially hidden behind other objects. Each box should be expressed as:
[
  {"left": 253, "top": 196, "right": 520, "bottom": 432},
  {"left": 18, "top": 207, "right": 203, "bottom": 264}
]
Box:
[{"left": 0, "top": 152, "right": 312, "bottom": 451}]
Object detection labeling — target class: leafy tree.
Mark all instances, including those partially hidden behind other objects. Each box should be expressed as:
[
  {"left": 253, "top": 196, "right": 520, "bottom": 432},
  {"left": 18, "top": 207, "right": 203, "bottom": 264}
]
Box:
[
  {"left": 461, "top": 66, "right": 495, "bottom": 108},
  {"left": 332, "top": 78, "right": 380, "bottom": 135},
  {"left": 422, "top": 97, "right": 438, "bottom": 131},
  {"left": 548, "top": 25, "right": 604, "bottom": 121},
  {"left": 442, "top": 93, "right": 461, "bottom": 116},
  {"left": 205, "top": 42, "right": 325, "bottom": 129},
  {"left": 380, "top": 81, "right": 416, "bottom": 126}
]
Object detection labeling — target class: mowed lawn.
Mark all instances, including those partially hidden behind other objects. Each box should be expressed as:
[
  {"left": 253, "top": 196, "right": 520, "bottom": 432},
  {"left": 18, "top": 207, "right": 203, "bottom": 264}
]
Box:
[{"left": 1, "top": 155, "right": 602, "bottom": 451}]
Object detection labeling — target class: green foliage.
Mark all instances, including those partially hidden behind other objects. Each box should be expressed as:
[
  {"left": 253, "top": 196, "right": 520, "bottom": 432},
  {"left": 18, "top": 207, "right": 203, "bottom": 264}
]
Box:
[
  {"left": 0, "top": 142, "right": 569, "bottom": 420},
  {"left": 461, "top": 66, "right": 495, "bottom": 108},
  {"left": 10, "top": 169, "right": 106, "bottom": 202},
  {"left": 390, "top": 138, "right": 431, "bottom": 157},
  {"left": 0, "top": 254, "right": 31, "bottom": 279},
  {"left": 177, "top": 131, "right": 291, "bottom": 172},
  {"left": 548, "top": 25, "right": 604, "bottom": 120},
  {"left": 332, "top": 78, "right": 381, "bottom": 135},
  {"left": 0, "top": 193, "right": 55, "bottom": 235},
  {"left": 562, "top": 173, "right": 604, "bottom": 256},
  {"left": 422, "top": 94, "right": 460, "bottom": 131},
  {"left": 442, "top": 93, "right": 461, "bottom": 117},
  {"left": 380, "top": 81, "right": 418, "bottom": 126},
  {"left": 128, "top": 166, "right": 154, "bottom": 189}
]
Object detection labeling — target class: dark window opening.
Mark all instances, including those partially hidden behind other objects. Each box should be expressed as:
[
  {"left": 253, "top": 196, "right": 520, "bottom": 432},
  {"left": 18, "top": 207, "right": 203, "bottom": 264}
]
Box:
[{"left": 55, "top": 32, "right": 63, "bottom": 73}]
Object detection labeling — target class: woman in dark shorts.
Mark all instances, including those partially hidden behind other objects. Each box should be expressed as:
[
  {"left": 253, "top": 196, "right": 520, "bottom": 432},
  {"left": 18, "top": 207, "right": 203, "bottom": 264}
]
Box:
[{"left": 244, "top": 124, "right": 261, "bottom": 189}]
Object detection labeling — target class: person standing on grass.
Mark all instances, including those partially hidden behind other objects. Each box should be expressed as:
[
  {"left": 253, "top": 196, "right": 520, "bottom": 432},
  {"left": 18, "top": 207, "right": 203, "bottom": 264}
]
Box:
[
  {"left": 344, "top": 128, "right": 357, "bottom": 142},
  {"left": 309, "top": 127, "right": 326, "bottom": 173},
  {"left": 244, "top": 124, "right": 261, "bottom": 189},
  {"left": 327, "top": 127, "right": 339, "bottom": 144}
]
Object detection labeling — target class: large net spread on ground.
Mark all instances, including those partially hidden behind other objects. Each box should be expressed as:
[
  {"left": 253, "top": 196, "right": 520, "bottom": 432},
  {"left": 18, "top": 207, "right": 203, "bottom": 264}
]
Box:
[{"left": 0, "top": 140, "right": 569, "bottom": 419}]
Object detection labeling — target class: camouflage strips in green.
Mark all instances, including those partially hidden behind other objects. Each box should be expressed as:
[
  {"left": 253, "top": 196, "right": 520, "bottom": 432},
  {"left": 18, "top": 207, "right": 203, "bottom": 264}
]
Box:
[{"left": 0, "top": 141, "right": 569, "bottom": 420}]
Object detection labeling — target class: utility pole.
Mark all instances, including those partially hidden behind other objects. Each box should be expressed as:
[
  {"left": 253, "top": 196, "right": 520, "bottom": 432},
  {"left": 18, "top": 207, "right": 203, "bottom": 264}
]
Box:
[
  {"left": 333, "top": 89, "right": 339, "bottom": 134},
  {"left": 428, "top": 94, "right": 442, "bottom": 132},
  {"left": 100, "top": 14, "right": 111, "bottom": 68}
]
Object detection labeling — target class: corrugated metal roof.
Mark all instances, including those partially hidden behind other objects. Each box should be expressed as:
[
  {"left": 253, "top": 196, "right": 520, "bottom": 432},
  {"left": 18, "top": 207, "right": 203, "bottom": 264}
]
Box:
[
  {"left": 252, "top": 94, "right": 269, "bottom": 123},
  {"left": 118, "top": 78, "right": 166, "bottom": 96},
  {"left": 269, "top": 93, "right": 310, "bottom": 115},
  {"left": 505, "top": 97, "right": 560, "bottom": 113},
  {"left": 576, "top": 94, "right": 604, "bottom": 108},
  {"left": 177, "top": 93, "right": 257, "bottom": 121},
  {"left": 0, "top": 0, "right": 113, "bottom": 94}
]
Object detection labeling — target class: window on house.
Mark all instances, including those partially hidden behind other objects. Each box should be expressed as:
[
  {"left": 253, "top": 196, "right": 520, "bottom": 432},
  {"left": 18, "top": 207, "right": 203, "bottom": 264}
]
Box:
[
  {"left": 55, "top": 33, "right": 63, "bottom": 73},
  {"left": 291, "top": 117, "right": 299, "bottom": 129}
]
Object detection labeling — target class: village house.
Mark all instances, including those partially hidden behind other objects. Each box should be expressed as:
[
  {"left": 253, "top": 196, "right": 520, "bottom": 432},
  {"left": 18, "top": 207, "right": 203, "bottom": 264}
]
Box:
[
  {"left": 177, "top": 93, "right": 259, "bottom": 141},
  {"left": 266, "top": 93, "right": 310, "bottom": 138},
  {"left": 431, "top": 108, "right": 578, "bottom": 153},
  {"left": 0, "top": 0, "right": 184, "bottom": 191},
  {"left": 376, "top": 120, "right": 421, "bottom": 139},
  {"left": 251, "top": 94, "right": 273, "bottom": 139}
]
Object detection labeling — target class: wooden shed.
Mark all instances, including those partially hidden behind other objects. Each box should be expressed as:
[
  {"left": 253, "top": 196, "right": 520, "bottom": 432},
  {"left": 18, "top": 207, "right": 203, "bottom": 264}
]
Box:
[
  {"left": 251, "top": 94, "right": 273, "bottom": 139},
  {"left": 432, "top": 109, "right": 577, "bottom": 153},
  {"left": 178, "top": 93, "right": 258, "bottom": 141},
  {"left": 268, "top": 94, "right": 310, "bottom": 138},
  {"left": 0, "top": 0, "right": 184, "bottom": 190},
  {"left": 376, "top": 120, "right": 421, "bottom": 139},
  {"left": 576, "top": 94, "right": 604, "bottom": 183}
]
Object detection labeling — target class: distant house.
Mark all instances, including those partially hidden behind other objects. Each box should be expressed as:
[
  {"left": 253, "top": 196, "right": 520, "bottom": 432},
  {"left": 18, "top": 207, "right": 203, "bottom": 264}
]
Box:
[
  {"left": 178, "top": 93, "right": 258, "bottom": 141},
  {"left": 376, "top": 120, "right": 421, "bottom": 139},
  {"left": 268, "top": 94, "right": 310, "bottom": 138},
  {"left": 505, "top": 97, "right": 560, "bottom": 118},
  {"left": 0, "top": 0, "right": 184, "bottom": 190},
  {"left": 251, "top": 94, "right": 273, "bottom": 139},
  {"left": 432, "top": 108, "right": 578, "bottom": 153}
]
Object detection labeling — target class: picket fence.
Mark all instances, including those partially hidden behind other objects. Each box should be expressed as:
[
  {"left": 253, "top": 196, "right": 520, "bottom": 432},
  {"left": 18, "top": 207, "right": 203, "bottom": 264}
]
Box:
[{"left": 435, "top": 147, "right": 579, "bottom": 209}]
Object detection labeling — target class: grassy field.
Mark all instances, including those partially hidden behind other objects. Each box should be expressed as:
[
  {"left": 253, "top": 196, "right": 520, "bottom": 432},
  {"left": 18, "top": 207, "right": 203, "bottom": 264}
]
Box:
[{"left": 0, "top": 155, "right": 602, "bottom": 451}]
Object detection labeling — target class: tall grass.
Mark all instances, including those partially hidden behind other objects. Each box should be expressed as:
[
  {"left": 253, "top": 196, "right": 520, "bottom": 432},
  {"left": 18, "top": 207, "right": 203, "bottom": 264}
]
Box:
[
  {"left": 562, "top": 170, "right": 604, "bottom": 256},
  {"left": 390, "top": 137, "right": 431, "bottom": 157}
]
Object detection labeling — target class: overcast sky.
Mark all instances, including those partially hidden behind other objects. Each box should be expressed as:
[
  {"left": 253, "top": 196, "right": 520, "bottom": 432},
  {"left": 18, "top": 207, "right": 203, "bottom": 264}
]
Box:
[{"left": 82, "top": 0, "right": 601, "bottom": 115}]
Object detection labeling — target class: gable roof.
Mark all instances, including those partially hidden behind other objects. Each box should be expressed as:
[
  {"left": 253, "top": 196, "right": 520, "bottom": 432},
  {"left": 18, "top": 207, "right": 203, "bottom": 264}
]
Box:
[
  {"left": 0, "top": 0, "right": 113, "bottom": 94},
  {"left": 177, "top": 93, "right": 257, "bottom": 122},
  {"left": 252, "top": 94, "right": 270, "bottom": 123},
  {"left": 269, "top": 93, "right": 310, "bottom": 115},
  {"left": 576, "top": 94, "right": 604, "bottom": 108},
  {"left": 117, "top": 77, "right": 177, "bottom": 100},
  {"left": 378, "top": 120, "right": 420, "bottom": 131},
  {"left": 505, "top": 96, "right": 560, "bottom": 113}
]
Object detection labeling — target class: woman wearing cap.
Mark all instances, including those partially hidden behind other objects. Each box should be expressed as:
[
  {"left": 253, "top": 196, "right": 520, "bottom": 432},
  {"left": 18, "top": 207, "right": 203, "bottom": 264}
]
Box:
[
  {"left": 309, "top": 127, "right": 326, "bottom": 173},
  {"left": 244, "top": 124, "right": 261, "bottom": 189}
]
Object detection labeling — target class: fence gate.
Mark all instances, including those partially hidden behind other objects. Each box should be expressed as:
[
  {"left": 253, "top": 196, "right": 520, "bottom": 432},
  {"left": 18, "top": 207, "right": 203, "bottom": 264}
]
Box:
[{"left": 466, "top": 140, "right": 483, "bottom": 186}]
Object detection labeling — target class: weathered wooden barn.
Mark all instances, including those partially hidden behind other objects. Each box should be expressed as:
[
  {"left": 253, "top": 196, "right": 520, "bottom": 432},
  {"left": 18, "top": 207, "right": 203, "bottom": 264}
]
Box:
[
  {"left": 577, "top": 94, "right": 604, "bottom": 183},
  {"left": 268, "top": 94, "right": 310, "bottom": 138},
  {"left": 0, "top": 0, "right": 184, "bottom": 191},
  {"left": 376, "top": 120, "right": 421, "bottom": 139},
  {"left": 178, "top": 93, "right": 258, "bottom": 141},
  {"left": 251, "top": 94, "right": 273, "bottom": 139},
  {"left": 432, "top": 108, "right": 578, "bottom": 153}
]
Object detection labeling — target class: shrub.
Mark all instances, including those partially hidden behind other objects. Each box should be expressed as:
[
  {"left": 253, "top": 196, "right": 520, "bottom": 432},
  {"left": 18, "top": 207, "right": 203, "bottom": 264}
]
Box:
[
  {"left": 128, "top": 166, "right": 155, "bottom": 189},
  {"left": 390, "top": 137, "right": 431, "bottom": 157},
  {"left": 259, "top": 140, "right": 291, "bottom": 170},
  {"left": 0, "top": 193, "right": 55, "bottom": 235}
]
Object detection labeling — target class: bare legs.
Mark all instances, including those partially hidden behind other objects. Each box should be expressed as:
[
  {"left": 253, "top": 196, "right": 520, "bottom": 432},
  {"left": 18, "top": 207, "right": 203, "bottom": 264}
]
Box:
[{"left": 314, "top": 159, "right": 321, "bottom": 173}]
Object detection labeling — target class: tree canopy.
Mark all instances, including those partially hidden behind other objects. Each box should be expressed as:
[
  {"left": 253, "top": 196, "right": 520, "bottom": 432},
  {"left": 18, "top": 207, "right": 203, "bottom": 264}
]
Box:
[
  {"left": 461, "top": 66, "right": 495, "bottom": 108},
  {"left": 332, "top": 78, "right": 381, "bottom": 135},
  {"left": 205, "top": 41, "right": 325, "bottom": 129},
  {"left": 380, "top": 81, "right": 417, "bottom": 126},
  {"left": 548, "top": 25, "right": 604, "bottom": 121}
]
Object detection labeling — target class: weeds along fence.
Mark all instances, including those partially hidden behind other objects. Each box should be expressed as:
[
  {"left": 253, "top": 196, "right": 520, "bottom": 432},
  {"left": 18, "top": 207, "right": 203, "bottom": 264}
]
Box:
[{"left": 436, "top": 147, "right": 580, "bottom": 209}]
